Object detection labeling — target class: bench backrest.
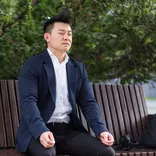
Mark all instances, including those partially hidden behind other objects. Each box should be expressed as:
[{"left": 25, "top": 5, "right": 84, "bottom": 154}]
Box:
[
  {"left": 0, "top": 80, "right": 149, "bottom": 148},
  {"left": 92, "top": 83, "right": 148, "bottom": 144},
  {"left": 0, "top": 80, "right": 20, "bottom": 148}
]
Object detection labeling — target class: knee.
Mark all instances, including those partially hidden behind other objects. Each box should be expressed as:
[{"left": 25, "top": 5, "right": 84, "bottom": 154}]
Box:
[
  {"left": 100, "top": 147, "right": 115, "bottom": 156},
  {"left": 42, "top": 147, "right": 56, "bottom": 156},
  {"left": 107, "top": 147, "right": 115, "bottom": 156}
]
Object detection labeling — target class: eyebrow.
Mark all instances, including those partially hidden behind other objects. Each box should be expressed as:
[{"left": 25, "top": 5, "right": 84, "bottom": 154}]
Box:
[{"left": 58, "top": 29, "right": 72, "bottom": 32}]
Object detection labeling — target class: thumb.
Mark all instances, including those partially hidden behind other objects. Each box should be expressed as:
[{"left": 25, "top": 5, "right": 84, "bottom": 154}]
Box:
[{"left": 48, "top": 133, "right": 55, "bottom": 143}]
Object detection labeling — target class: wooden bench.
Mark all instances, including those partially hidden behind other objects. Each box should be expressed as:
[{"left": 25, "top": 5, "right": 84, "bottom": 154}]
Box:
[{"left": 0, "top": 80, "right": 156, "bottom": 156}]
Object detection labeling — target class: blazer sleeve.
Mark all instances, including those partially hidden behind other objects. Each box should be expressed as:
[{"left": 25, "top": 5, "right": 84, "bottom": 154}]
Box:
[
  {"left": 18, "top": 59, "right": 49, "bottom": 139},
  {"left": 76, "top": 63, "right": 108, "bottom": 136}
]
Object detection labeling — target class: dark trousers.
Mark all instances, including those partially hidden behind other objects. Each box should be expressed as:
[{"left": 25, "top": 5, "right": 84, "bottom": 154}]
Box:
[{"left": 27, "top": 123, "right": 115, "bottom": 156}]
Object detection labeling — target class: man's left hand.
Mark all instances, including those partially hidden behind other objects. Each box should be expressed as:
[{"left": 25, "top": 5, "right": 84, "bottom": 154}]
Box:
[{"left": 99, "top": 132, "right": 114, "bottom": 146}]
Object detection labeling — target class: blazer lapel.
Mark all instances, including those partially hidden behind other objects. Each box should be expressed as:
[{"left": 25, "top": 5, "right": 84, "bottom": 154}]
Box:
[
  {"left": 66, "top": 59, "right": 78, "bottom": 113},
  {"left": 42, "top": 51, "right": 56, "bottom": 104}
]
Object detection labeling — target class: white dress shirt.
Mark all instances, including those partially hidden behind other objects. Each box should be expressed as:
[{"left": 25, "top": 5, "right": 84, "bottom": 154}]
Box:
[{"left": 47, "top": 49, "right": 72, "bottom": 123}]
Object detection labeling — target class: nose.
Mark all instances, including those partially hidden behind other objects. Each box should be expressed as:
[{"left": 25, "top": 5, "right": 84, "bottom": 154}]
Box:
[{"left": 63, "top": 33, "right": 69, "bottom": 40}]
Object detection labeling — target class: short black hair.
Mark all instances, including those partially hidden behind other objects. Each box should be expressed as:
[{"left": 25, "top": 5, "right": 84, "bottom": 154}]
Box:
[{"left": 43, "top": 10, "right": 72, "bottom": 33}]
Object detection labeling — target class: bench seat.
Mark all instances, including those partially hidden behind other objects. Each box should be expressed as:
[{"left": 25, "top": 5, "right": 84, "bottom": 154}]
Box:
[
  {"left": 0, "top": 80, "right": 156, "bottom": 156},
  {"left": 1, "top": 148, "right": 156, "bottom": 156}
]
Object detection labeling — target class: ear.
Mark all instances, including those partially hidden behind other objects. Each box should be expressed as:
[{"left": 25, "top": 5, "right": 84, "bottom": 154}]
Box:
[{"left": 44, "top": 33, "right": 50, "bottom": 42}]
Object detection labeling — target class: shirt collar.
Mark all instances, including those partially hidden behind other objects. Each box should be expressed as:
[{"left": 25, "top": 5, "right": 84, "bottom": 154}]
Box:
[{"left": 47, "top": 48, "right": 69, "bottom": 65}]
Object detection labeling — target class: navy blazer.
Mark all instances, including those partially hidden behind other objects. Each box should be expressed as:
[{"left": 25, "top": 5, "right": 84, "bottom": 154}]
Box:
[{"left": 16, "top": 50, "right": 107, "bottom": 152}]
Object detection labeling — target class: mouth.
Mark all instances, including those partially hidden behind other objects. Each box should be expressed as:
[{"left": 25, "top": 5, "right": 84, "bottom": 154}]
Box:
[{"left": 62, "top": 43, "right": 70, "bottom": 45}]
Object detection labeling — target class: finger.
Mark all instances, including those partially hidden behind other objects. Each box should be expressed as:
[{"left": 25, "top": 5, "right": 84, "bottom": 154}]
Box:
[
  {"left": 108, "top": 135, "right": 112, "bottom": 139},
  {"left": 103, "top": 140, "right": 114, "bottom": 146},
  {"left": 47, "top": 135, "right": 55, "bottom": 146},
  {"left": 105, "top": 142, "right": 113, "bottom": 146},
  {"left": 106, "top": 138, "right": 114, "bottom": 143},
  {"left": 47, "top": 139, "right": 54, "bottom": 145},
  {"left": 106, "top": 138, "right": 114, "bottom": 144},
  {"left": 107, "top": 135, "right": 114, "bottom": 142},
  {"left": 43, "top": 140, "right": 54, "bottom": 148},
  {"left": 40, "top": 140, "right": 49, "bottom": 148},
  {"left": 108, "top": 135, "right": 114, "bottom": 141},
  {"left": 101, "top": 138, "right": 114, "bottom": 146},
  {"left": 49, "top": 133, "right": 55, "bottom": 143},
  {"left": 107, "top": 137, "right": 114, "bottom": 142},
  {"left": 44, "top": 137, "right": 54, "bottom": 145},
  {"left": 41, "top": 134, "right": 54, "bottom": 146}
]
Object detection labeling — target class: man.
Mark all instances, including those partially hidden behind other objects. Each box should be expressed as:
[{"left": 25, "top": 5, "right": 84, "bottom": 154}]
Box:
[{"left": 16, "top": 11, "right": 115, "bottom": 156}]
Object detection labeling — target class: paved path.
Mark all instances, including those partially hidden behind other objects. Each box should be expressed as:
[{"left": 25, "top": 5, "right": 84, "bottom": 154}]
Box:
[{"left": 146, "top": 100, "right": 156, "bottom": 114}]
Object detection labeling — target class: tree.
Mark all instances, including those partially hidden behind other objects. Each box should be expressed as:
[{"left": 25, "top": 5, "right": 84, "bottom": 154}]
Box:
[
  {"left": 0, "top": 0, "right": 156, "bottom": 84},
  {"left": 0, "top": 0, "right": 61, "bottom": 78},
  {"left": 67, "top": 0, "right": 156, "bottom": 83}
]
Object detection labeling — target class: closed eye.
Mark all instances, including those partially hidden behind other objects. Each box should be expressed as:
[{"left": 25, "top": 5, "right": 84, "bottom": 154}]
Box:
[{"left": 58, "top": 32, "right": 64, "bottom": 35}]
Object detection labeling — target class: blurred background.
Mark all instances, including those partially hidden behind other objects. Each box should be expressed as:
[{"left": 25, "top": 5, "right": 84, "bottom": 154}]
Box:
[
  {"left": 143, "top": 81, "right": 156, "bottom": 114},
  {"left": 0, "top": 0, "right": 156, "bottom": 113}
]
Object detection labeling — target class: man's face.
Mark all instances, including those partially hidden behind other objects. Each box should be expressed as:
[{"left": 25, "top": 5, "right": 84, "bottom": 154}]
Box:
[{"left": 44, "top": 22, "right": 72, "bottom": 53}]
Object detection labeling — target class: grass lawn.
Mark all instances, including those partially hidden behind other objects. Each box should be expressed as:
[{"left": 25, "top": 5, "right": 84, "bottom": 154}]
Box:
[{"left": 145, "top": 96, "right": 156, "bottom": 100}]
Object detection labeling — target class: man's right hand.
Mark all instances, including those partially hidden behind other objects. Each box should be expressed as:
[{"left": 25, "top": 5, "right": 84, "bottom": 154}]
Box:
[{"left": 40, "top": 131, "right": 55, "bottom": 148}]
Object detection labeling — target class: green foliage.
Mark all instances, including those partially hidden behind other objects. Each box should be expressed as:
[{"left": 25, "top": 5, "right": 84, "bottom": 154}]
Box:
[
  {"left": 0, "top": 0, "right": 156, "bottom": 83},
  {"left": 0, "top": 0, "right": 62, "bottom": 79}
]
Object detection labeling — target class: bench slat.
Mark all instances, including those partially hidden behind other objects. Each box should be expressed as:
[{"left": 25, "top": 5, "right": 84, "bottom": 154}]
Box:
[
  {"left": 99, "top": 84, "right": 114, "bottom": 139},
  {"left": 0, "top": 84, "right": 7, "bottom": 147},
  {"left": 0, "top": 80, "right": 14, "bottom": 147},
  {"left": 0, "top": 149, "right": 25, "bottom": 156},
  {"left": 129, "top": 85, "right": 143, "bottom": 137},
  {"left": 123, "top": 85, "right": 137, "bottom": 139},
  {"left": 135, "top": 85, "right": 148, "bottom": 134},
  {"left": 15, "top": 80, "right": 21, "bottom": 120},
  {"left": 141, "top": 153, "right": 147, "bottom": 156},
  {"left": 138, "top": 85, "right": 148, "bottom": 126},
  {"left": 106, "top": 85, "right": 120, "bottom": 143},
  {"left": 148, "top": 152, "right": 155, "bottom": 156},
  {"left": 7, "top": 80, "right": 19, "bottom": 139},
  {"left": 117, "top": 85, "right": 131, "bottom": 135},
  {"left": 93, "top": 83, "right": 106, "bottom": 122},
  {"left": 112, "top": 85, "right": 126, "bottom": 136}
]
